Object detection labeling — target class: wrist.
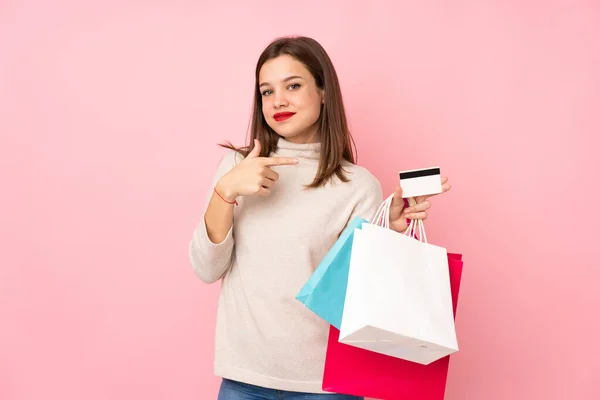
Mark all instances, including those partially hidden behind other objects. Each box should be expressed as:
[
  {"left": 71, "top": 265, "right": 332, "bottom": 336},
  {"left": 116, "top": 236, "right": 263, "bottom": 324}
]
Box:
[{"left": 215, "top": 179, "right": 237, "bottom": 202}]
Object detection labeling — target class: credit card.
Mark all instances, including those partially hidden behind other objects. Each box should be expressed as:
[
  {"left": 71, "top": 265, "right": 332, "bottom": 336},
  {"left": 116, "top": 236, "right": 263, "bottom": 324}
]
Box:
[{"left": 399, "top": 167, "right": 442, "bottom": 198}]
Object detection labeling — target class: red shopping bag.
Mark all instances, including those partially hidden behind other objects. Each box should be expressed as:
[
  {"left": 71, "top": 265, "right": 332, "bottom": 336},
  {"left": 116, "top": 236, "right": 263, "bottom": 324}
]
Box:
[{"left": 322, "top": 253, "right": 464, "bottom": 400}]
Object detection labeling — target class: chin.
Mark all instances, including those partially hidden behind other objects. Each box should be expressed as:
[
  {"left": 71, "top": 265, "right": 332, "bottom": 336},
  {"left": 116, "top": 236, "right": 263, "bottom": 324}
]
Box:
[
  {"left": 268, "top": 124, "right": 300, "bottom": 139},
  {"left": 274, "top": 130, "right": 299, "bottom": 139}
]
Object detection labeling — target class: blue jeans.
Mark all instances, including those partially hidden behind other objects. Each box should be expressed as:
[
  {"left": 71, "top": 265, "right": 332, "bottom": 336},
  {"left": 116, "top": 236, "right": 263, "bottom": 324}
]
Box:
[{"left": 217, "top": 378, "right": 363, "bottom": 400}]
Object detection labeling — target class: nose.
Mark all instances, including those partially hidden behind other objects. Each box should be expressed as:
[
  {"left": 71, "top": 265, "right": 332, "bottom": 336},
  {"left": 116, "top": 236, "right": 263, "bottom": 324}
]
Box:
[{"left": 273, "top": 90, "right": 288, "bottom": 108}]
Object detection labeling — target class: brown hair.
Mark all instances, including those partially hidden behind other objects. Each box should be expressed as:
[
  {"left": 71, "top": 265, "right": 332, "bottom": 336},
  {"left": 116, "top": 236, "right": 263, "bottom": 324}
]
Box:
[{"left": 219, "top": 35, "right": 357, "bottom": 188}]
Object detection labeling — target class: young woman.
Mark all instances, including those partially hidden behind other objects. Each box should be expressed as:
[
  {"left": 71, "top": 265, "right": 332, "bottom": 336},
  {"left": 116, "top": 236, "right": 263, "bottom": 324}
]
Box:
[{"left": 189, "top": 36, "right": 450, "bottom": 400}]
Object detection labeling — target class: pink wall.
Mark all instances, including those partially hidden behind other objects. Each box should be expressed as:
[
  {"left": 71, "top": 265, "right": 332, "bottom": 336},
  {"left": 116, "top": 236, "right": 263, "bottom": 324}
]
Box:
[{"left": 2, "top": 1, "right": 599, "bottom": 399}]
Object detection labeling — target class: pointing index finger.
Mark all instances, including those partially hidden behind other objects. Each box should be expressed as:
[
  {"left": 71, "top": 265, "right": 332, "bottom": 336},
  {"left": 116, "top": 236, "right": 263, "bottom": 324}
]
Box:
[{"left": 260, "top": 157, "right": 299, "bottom": 166}]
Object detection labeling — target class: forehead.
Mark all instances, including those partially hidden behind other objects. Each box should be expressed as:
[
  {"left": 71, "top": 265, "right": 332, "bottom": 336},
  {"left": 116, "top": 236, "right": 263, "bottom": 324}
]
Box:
[{"left": 259, "top": 55, "right": 311, "bottom": 83}]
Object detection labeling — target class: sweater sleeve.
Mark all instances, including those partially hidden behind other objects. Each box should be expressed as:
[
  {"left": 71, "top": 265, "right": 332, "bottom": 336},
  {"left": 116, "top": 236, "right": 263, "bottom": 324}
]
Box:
[
  {"left": 188, "top": 150, "right": 242, "bottom": 284},
  {"left": 346, "top": 171, "right": 384, "bottom": 226}
]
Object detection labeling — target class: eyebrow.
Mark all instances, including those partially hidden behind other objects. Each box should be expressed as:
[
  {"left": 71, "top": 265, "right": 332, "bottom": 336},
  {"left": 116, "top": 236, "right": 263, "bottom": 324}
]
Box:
[{"left": 259, "top": 75, "right": 303, "bottom": 88}]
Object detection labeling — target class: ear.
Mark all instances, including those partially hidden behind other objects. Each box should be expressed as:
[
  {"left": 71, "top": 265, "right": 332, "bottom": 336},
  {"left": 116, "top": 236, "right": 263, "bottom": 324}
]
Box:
[{"left": 320, "top": 89, "right": 325, "bottom": 104}]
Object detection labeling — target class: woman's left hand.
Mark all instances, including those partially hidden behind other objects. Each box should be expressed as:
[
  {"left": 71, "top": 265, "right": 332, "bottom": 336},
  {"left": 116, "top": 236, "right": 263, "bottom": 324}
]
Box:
[{"left": 388, "top": 176, "right": 452, "bottom": 233}]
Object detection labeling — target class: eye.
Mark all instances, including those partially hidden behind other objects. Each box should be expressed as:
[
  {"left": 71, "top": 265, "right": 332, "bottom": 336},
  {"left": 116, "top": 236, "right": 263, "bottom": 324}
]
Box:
[
  {"left": 288, "top": 83, "right": 301, "bottom": 90},
  {"left": 261, "top": 89, "right": 273, "bottom": 96}
]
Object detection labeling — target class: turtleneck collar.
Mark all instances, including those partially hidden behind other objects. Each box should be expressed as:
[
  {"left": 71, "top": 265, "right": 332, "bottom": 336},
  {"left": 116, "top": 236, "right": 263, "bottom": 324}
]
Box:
[{"left": 273, "top": 137, "right": 321, "bottom": 160}]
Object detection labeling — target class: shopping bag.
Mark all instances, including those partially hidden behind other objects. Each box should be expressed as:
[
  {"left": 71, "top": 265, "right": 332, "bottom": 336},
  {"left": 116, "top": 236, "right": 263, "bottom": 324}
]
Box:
[
  {"left": 295, "top": 216, "right": 368, "bottom": 329},
  {"left": 338, "top": 194, "right": 458, "bottom": 365},
  {"left": 322, "top": 253, "right": 464, "bottom": 400}
]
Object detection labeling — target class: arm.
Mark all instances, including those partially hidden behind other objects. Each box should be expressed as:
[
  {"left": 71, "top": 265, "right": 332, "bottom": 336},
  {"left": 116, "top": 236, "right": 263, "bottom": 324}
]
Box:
[
  {"left": 189, "top": 140, "right": 299, "bottom": 283},
  {"left": 204, "top": 179, "right": 236, "bottom": 244},
  {"left": 188, "top": 151, "right": 240, "bottom": 284}
]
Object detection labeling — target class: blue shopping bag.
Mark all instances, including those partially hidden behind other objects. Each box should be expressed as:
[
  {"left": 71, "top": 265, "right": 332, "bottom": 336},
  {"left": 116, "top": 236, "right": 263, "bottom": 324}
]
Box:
[{"left": 296, "top": 216, "right": 368, "bottom": 329}]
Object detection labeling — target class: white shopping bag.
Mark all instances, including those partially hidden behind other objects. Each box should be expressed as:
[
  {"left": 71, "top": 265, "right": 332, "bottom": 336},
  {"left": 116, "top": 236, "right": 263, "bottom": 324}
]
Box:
[{"left": 338, "top": 194, "right": 458, "bottom": 365}]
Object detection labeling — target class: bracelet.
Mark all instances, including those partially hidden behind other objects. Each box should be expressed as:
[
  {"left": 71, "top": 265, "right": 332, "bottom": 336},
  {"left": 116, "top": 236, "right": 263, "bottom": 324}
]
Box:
[{"left": 214, "top": 187, "right": 238, "bottom": 206}]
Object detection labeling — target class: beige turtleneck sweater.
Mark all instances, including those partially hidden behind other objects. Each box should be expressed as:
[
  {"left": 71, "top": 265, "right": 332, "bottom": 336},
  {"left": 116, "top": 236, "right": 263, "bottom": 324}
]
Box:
[{"left": 188, "top": 137, "right": 383, "bottom": 393}]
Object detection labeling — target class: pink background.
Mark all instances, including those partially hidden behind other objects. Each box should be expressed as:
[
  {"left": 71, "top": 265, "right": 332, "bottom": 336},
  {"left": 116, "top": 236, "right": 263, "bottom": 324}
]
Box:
[{"left": 2, "top": 1, "right": 599, "bottom": 399}]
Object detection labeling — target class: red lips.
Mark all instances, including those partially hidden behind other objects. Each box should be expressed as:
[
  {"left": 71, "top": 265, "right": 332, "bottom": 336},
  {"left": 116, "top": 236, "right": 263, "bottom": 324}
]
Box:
[{"left": 273, "top": 112, "right": 295, "bottom": 122}]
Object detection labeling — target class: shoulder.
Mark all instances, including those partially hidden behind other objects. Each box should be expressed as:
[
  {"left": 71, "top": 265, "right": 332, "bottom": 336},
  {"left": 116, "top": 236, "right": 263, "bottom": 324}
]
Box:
[
  {"left": 343, "top": 163, "right": 382, "bottom": 193},
  {"left": 216, "top": 149, "right": 245, "bottom": 170},
  {"left": 338, "top": 162, "right": 384, "bottom": 222},
  {"left": 210, "top": 149, "right": 245, "bottom": 182},
  {"left": 223, "top": 149, "right": 245, "bottom": 164}
]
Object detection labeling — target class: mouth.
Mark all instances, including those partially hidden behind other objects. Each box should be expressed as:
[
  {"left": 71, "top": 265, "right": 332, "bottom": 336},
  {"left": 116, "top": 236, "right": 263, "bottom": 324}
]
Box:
[{"left": 273, "top": 112, "right": 296, "bottom": 122}]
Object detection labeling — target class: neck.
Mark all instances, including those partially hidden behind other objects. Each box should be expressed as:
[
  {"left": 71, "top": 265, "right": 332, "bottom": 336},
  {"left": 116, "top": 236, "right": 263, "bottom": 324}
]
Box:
[
  {"left": 283, "top": 132, "right": 319, "bottom": 144},
  {"left": 274, "top": 136, "right": 321, "bottom": 160}
]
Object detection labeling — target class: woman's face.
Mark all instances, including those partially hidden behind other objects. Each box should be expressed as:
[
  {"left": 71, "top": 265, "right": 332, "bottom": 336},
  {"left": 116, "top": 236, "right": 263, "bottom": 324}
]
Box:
[{"left": 258, "top": 55, "right": 324, "bottom": 144}]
